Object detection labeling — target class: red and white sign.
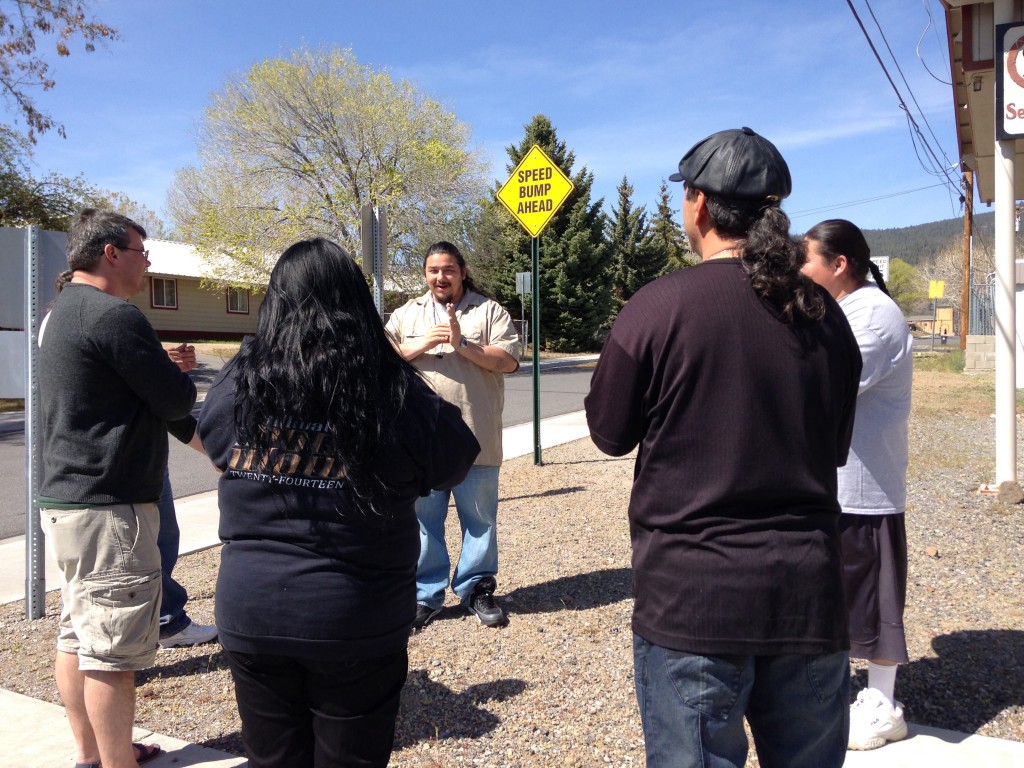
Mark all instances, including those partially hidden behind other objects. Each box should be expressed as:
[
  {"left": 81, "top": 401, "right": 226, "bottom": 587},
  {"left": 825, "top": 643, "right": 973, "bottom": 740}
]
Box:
[{"left": 997, "top": 22, "right": 1024, "bottom": 139}]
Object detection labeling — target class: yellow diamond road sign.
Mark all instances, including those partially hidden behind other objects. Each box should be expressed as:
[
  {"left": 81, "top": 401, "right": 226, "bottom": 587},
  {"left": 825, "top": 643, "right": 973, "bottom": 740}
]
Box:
[{"left": 497, "top": 145, "right": 574, "bottom": 238}]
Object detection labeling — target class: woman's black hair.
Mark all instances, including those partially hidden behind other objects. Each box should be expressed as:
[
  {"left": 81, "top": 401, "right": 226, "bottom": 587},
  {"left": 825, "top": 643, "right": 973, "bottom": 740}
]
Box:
[
  {"left": 805, "top": 218, "right": 890, "bottom": 296},
  {"left": 232, "top": 237, "right": 422, "bottom": 510},
  {"left": 687, "top": 186, "right": 826, "bottom": 323}
]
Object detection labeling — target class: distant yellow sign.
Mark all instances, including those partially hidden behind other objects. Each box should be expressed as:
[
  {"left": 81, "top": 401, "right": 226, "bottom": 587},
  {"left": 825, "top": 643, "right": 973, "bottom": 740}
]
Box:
[
  {"left": 928, "top": 280, "right": 945, "bottom": 299},
  {"left": 497, "top": 145, "right": 574, "bottom": 238}
]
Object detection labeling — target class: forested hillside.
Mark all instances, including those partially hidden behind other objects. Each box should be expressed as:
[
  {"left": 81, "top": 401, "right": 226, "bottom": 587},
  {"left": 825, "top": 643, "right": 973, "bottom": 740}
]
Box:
[{"left": 857, "top": 212, "right": 991, "bottom": 266}]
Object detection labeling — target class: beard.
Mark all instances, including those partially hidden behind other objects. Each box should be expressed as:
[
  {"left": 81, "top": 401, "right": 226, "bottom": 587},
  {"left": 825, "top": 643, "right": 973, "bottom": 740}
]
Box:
[{"left": 432, "top": 284, "right": 462, "bottom": 305}]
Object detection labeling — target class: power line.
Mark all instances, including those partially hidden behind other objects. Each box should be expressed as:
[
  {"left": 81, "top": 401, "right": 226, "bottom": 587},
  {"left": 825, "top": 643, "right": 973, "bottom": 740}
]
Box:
[
  {"left": 863, "top": 0, "right": 959, "bottom": 179},
  {"left": 788, "top": 182, "right": 947, "bottom": 219},
  {"left": 917, "top": 0, "right": 952, "bottom": 86},
  {"left": 845, "top": 0, "right": 963, "bottom": 208}
]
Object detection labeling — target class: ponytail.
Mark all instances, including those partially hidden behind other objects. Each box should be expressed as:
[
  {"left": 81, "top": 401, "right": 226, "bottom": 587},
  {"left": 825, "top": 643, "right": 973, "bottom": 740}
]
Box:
[
  {"left": 54, "top": 270, "right": 74, "bottom": 295},
  {"left": 866, "top": 260, "right": 891, "bottom": 297},
  {"left": 692, "top": 186, "right": 825, "bottom": 324}
]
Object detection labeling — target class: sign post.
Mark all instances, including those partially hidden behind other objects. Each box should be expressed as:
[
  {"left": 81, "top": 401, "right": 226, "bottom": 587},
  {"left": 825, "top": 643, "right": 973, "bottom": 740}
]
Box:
[
  {"left": 996, "top": 22, "right": 1024, "bottom": 140},
  {"left": 869, "top": 255, "right": 890, "bottom": 283},
  {"left": 928, "top": 280, "right": 945, "bottom": 352},
  {"left": 515, "top": 271, "right": 531, "bottom": 356},
  {"left": 497, "top": 145, "right": 574, "bottom": 464},
  {"left": 360, "top": 205, "right": 388, "bottom": 315}
]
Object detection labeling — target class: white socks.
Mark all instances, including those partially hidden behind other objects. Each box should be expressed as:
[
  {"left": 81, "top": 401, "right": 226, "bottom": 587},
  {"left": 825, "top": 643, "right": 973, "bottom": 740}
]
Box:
[{"left": 867, "top": 661, "right": 898, "bottom": 706}]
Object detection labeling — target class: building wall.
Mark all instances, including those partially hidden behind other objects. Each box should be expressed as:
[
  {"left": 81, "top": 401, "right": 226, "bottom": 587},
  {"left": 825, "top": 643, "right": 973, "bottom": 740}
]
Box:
[
  {"left": 128, "top": 276, "right": 261, "bottom": 340},
  {"left": 916, "top": 306, "right": 956, "bottom": 335},
  {"left": 965, "top": 334, "right": 996, "bottom": 373}
]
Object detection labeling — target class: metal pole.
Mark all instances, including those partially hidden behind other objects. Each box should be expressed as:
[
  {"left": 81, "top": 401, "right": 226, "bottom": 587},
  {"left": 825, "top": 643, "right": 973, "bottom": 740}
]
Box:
[
  {"left": 520, "top": 295, "right": 526, "bottom": 357},
  {"left": 24, "top": 226, "right": 45, "bottom": 618},
  {"left": 961, "top": 169, "right": 973, "bottom": 350},
  {"left": 994, "top": 0, "right": 1017, "bottom": 485},
  {"left": 531, "top": 237, "right": 542, "bottom": 465},
  {"left": 372, "top": 207, "right": 384, "bottom": 315},
  {"left": 930, "top": 299, "right": 937, "bottom": 352}
]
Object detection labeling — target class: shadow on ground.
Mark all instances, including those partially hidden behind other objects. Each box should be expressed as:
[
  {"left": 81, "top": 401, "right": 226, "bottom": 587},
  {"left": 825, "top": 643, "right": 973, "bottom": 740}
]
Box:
[
  {"left": 138, "top": 648, "right": 228, "bottom": 685},
  {"left": 502, "top": 485, "right": 586, "bottom": 502},
  {"left": 860, "top": 629, "right": 1024, "bottom": 735},
  {"left": 503, "top": 567, "right": 632, "bottom": 615},
  {"left": 200, "top": 732, "right": 245, "bottom": 757},
  {"left": 187, "top": 362, "right": 222, "bottom": 390},
  {"left": 395, "top": 670, "right": 527, "bottom": 747}
]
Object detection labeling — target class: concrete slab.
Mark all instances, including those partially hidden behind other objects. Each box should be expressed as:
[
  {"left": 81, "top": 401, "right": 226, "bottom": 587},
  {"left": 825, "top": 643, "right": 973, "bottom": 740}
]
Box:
[
  {"left": 0, "top": 689, "right": 247, "bottom": 768},
  {"left": 842, "top": 723, "right": 1024, "bottom": 766}
]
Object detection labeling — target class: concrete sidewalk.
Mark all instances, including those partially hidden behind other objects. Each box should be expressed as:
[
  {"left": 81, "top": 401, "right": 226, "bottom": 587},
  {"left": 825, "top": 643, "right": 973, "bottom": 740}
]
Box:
[{"left": 3, "top": 410, "right": 1023, "bottom": 766}]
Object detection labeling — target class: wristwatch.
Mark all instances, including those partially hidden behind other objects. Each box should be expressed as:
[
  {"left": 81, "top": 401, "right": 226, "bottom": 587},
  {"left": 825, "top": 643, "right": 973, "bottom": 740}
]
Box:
[{"left": 459, "top": 337, "right": 469, "bottom": 348}]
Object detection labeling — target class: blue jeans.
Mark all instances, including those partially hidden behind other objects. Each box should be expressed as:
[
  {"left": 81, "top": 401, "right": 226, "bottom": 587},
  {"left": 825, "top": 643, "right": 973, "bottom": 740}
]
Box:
[
  {"left": 415, "top": 464, "right": 500, "bottom": 607},
  {"left": 157, "top": 471, "right": 191, "bottom": 637},
  {"left": 633, "top": 635, "right": 849, "bottom": 768}
]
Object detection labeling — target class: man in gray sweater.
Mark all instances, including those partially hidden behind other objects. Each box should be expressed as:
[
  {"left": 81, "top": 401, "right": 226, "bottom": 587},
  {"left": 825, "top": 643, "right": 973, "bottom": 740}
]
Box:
[{"left": 38, "top": 209, "right": 198, "bottom": 768}]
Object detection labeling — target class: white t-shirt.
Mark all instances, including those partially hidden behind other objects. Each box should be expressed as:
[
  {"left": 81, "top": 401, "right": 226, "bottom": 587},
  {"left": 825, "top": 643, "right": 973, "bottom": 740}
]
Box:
[{"left": 837, "top": 283, "right": 913, "bottom": 515}]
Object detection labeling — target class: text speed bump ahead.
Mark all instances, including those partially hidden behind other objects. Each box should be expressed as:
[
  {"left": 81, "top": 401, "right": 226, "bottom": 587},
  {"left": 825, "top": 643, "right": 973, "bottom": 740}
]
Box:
[{"left": 497, "top": 145, "right": 575, "bottom": 237}]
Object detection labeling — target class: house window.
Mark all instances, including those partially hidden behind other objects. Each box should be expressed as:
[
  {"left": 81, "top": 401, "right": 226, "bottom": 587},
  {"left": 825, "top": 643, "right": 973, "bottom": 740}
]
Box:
[
  {"left": 151, "top": 278, "right": 177, "bottom": 309},
  {"left": 227, "top": 287, "right": 250, "bottom": 314}
]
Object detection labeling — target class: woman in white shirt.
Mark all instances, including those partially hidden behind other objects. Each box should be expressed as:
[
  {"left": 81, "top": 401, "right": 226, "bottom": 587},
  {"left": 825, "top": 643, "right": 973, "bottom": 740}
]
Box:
[{"left": 803, "top": 219, "right": 914, "bottom": 752}]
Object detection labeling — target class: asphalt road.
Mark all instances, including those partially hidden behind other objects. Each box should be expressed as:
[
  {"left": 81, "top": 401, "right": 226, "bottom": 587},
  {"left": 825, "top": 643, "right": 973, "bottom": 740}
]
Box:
[{"left": 0, "top": 357, "right": 595, "bottom": 540}]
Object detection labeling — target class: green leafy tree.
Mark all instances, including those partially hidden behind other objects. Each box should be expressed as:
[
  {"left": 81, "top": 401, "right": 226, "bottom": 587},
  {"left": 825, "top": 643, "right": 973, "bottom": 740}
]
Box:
[
  {"left": 607, "top": 175, "right": 666, "bottom": 310},
  {"left": 649, "top": 179, "right": 695, "bottom": 272},
  {"left": 456, "top": 191, "right": 508, "bottom": 298},
  {"left": 887, "top": 257, "right": 927, "bottom": 315},
  {"left": 1, "top": 125, "right": 167, "bottom": 232},
  {"left": 90, "top": 189, "right": 167, "bottom": 238},
  {"left": 1, "top": 124, "right": 88, "bottom": 228},
  {"left": 1, "top": 0, "right": 118, "bottom": 141},
  {"left": 167, "top": 45, "right": 488, "bottom": 289},
  {"left": 491, "top": 114, "right": 611, "bottom": 352}
]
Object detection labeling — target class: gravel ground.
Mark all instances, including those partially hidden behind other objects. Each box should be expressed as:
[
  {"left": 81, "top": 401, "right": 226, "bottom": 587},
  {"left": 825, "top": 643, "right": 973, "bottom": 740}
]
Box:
[{"left": 1, "top": 368, "right": 1023, "bottom": 766}]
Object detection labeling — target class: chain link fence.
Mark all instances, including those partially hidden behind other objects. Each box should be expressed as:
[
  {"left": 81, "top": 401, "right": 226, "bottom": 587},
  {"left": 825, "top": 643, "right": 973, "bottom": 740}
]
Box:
[{"left": 969, "top": 282, "right": 995, "bottom": 336}]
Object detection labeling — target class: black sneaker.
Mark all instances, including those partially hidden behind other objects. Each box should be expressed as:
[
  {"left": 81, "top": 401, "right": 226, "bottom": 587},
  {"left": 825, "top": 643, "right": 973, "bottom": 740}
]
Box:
[
  {"left": 413, "top": 603, "right": 441, "bottom": 630},
  {"left": 466, "top": 578, "right": 508, "bottom": 627}
]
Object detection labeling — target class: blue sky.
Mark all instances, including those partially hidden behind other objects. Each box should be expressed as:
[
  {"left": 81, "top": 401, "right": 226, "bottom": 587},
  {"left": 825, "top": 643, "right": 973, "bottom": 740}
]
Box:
[{"left": 19, "top": 0, "right": 965, "bottom": 234}]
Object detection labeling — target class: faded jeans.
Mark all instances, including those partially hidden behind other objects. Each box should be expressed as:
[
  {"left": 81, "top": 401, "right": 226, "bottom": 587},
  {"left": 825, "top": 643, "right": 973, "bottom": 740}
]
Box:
[
  {"left": 415, "top": 465, "right": 500, "bottom": 607},
  {"left": 157, "top": 471, "right": 191, "bottom": 637},
  {"left": 633, "top": 634, "right": 849, "bottom": 768}
]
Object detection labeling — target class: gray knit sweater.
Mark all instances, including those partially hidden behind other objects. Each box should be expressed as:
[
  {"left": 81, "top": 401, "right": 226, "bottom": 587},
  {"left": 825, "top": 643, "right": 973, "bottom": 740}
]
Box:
[{"left": 39, "top": 283, "right": 197, "bottom": 504}]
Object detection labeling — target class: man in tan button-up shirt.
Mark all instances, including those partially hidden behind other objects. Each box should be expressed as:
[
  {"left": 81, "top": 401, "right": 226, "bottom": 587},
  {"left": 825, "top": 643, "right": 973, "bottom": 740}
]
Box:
[{"left": 386, "top": 240, "right": 519, "bottom": 629}]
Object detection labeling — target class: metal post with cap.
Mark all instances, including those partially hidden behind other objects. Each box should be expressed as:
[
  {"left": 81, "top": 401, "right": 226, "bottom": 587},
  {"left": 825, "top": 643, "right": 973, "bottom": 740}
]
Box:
[{"left": 360, "top": 205, "right": 388, "bottom": 315}]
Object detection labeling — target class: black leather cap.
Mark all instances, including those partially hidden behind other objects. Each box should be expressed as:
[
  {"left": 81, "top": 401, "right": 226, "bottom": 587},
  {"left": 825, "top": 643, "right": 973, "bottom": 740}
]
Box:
[{"left": 669, "top": 127, "right": 791, "bottom": 201}]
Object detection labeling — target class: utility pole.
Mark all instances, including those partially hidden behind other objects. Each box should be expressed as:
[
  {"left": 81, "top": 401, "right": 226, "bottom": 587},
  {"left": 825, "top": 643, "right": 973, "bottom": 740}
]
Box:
[{"left": 960, "top": 170, "right": 973, "bottom": 350}]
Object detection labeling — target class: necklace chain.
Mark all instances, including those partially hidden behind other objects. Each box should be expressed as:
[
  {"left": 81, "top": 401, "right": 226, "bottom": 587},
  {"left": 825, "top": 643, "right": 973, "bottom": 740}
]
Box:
[{"left": 705, "top": 248, "right": 739, "bottom": 261}]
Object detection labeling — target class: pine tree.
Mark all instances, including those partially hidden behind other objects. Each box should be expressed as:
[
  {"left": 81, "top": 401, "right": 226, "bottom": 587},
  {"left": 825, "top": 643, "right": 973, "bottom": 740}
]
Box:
[
  {"left": 649, "top": 180, "right": 695, "bottom": 273},
  {"left": 491, "top": 114, "right": 612, "bottom": 352},
  {"left": 607, "top": 175, "right": 667, "bottom": 310}
]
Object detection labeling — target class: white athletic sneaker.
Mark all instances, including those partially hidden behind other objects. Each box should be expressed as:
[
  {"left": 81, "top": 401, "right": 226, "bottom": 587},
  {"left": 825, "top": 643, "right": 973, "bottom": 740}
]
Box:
[
  {"left": 159, "top": 621, "right": 218, "bottom": 649},
  {"left": 848, "top": 688, "right": 908, "bottom": 750}
]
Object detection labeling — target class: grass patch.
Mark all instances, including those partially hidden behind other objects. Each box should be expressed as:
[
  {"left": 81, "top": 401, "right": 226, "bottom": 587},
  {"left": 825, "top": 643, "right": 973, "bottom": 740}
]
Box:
[
  {"left": 0, "top": 399, "right": 24, "bottom": 413},
  {"left": 913, "top": 349, "right": 964, "bottom": 373}
]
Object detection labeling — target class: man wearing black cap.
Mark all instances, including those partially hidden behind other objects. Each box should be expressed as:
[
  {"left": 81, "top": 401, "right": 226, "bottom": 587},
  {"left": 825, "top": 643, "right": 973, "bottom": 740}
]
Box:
[{"left": 585, "top": 128, "right": 863, "bottom": 768}]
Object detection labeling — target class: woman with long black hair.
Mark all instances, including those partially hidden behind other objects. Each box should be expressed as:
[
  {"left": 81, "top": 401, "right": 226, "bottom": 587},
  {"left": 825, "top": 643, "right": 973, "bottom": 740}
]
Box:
[{"left": 198, "top": 238, "right": 479, "bottom": 767}]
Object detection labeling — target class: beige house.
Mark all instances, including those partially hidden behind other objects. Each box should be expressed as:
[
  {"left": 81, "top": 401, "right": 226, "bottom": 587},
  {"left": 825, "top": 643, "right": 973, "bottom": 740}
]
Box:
[
  {"left": 914, "top": 306, "right": 956, "bottom": 336},
  {"left": 129, "top": 239, "right": 261, "bottom": 340}
]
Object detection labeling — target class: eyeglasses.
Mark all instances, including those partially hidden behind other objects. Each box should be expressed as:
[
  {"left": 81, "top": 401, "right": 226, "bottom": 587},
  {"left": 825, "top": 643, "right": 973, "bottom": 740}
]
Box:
[{"left": 119, "top": 246, "right": 150, "bottom": 259}]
